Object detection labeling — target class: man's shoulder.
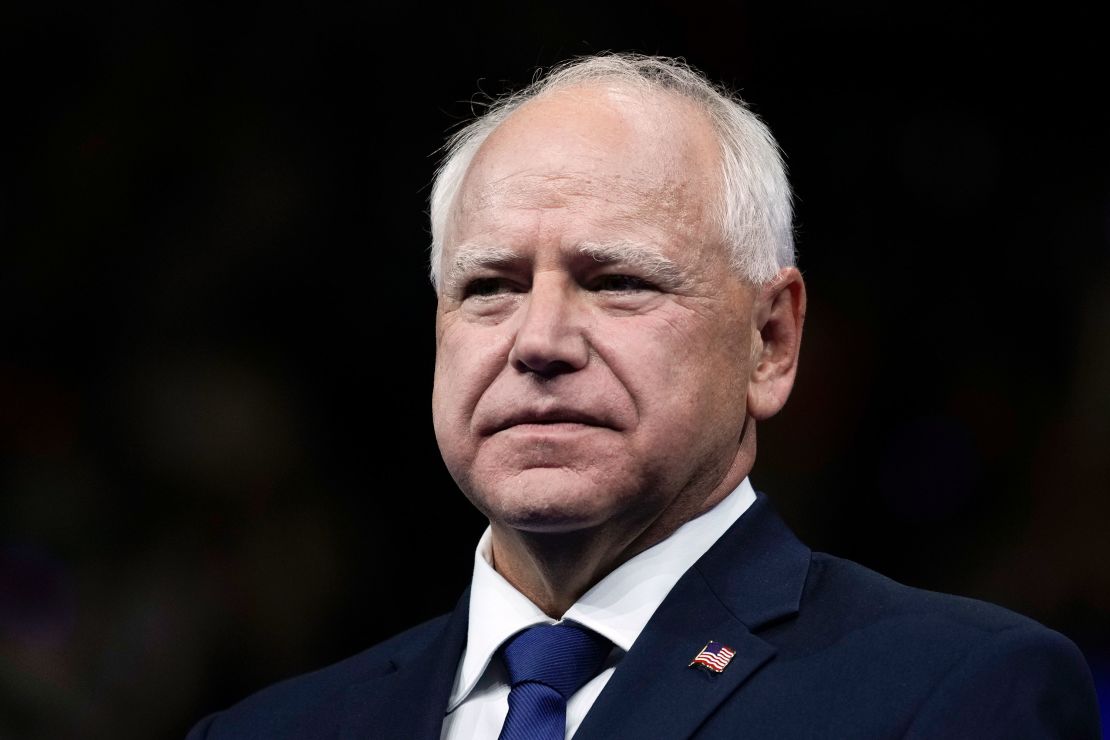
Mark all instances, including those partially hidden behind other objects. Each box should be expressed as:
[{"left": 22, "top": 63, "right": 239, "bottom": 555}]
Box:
[
  {"left": 758, "top": 551, "right": 1100, "bottom": 736},
  {"left": 802, "top": 550, "right": 1059, "bottom": 639},
  {"left": 186, "top": 612, "right": 453, "bottom": 740}
]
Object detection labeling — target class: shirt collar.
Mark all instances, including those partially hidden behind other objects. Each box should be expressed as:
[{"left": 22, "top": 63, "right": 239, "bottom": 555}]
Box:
[{"left": 447, "top": 477, "right": 757, "bottom": 710}]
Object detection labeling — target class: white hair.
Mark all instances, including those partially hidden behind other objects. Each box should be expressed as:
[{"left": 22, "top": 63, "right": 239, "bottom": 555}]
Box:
[{"left": 428, "top": 53, "right": 795, "bottom": 288}]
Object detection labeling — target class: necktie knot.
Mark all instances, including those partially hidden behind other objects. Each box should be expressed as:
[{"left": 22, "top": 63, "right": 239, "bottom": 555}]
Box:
[
  {"left": 496, "top": 622, "right": 611, "bottom": 740},
  {"left": 501, "top": 622, "right": 611, "bottom": 700}
]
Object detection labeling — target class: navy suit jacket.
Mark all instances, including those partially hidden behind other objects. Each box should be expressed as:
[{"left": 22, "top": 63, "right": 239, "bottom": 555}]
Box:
[{"left": 188, "top": 494, "right": 1101, "bottom": 738}]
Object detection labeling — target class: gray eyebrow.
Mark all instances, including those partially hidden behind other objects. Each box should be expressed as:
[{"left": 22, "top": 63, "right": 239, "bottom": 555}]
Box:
[
  {"left": 575, "top": 241, "right": 686, "bottom": 288},
  {"left": 442, "top": 240, "right": 690, "bottom": 293},
  {"left": 443, "top": 245, "right": 521, "bottom": 293}
]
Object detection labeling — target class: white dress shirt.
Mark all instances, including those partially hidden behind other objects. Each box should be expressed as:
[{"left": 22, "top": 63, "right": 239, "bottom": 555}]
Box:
[{"left": 441, "top": 477, "right": 757, "bottom": 739}]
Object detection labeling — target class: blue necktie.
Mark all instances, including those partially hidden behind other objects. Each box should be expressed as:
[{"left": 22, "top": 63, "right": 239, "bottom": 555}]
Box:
[{"left": 497, "top": 622, "right": 612, "bottom": 740}]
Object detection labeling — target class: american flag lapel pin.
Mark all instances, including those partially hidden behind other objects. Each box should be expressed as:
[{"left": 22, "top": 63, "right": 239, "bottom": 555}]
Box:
[{"left": 689, "top": 640, "right": 736, "bottom": 673}]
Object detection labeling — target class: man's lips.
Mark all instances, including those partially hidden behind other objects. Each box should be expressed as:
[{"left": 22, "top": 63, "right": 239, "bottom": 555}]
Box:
[{"left": 485, "top": 408, "right": 614, "bottom": 434}]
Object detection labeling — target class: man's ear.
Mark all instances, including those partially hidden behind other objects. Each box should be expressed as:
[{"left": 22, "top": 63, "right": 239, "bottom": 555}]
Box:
[{"left": 747, "top": 267, "right": 806, "bottom": 421}]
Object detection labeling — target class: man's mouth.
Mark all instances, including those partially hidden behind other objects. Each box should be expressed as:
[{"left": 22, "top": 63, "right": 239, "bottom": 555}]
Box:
[{"left": 490, "top": 407, "right": 612, "bottom": 434}]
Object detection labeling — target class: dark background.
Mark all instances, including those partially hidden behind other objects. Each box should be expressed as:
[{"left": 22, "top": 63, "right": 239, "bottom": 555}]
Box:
[{"left": 2, "top": 3, "right": 1108, "bottom": 738}]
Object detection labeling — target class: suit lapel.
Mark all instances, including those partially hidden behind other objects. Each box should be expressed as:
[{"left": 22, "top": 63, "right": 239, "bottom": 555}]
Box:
[
  {"left": 339, "top": 590, "right": 470, "bottom": 740},
  {"left": 573, "top": 571, "right": 776, "bottom": 740},
  {"left": 575, "top": 494, "right": 811, "bottom": 740}
]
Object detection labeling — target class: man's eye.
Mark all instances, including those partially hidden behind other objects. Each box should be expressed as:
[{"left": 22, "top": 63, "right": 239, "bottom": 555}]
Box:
[
  {"left": 462, "top": 277, "right": 514, "bottom": 298},
  {"left": 593, "top": 274, "right": 654, "bottom": 292}
]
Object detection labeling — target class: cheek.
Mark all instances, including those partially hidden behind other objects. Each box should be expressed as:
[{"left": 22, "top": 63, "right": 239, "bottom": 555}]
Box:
[
  {"left": 432, "top": 325, "right": 510, "bottom": 438},
  {"left": 431, "top": 334, "right": 481, "bottom": 485},
  {"left": 602, "top": 312, "right": 751, "bottom": 430}
]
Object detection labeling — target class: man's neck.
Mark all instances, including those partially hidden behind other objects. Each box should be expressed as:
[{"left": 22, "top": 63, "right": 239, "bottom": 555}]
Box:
[{"left": 487, "top": 442, "right": 755, "bottom": 618}]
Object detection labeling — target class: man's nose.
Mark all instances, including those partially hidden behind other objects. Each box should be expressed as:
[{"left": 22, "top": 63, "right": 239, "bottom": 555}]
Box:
[{"left": 508, "top": 276, "right": 589, "bottom": 377}]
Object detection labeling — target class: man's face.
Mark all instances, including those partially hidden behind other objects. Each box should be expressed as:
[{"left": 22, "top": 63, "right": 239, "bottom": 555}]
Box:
[{"left": 432, "top": 85, "right": 760, "bottom": 541}]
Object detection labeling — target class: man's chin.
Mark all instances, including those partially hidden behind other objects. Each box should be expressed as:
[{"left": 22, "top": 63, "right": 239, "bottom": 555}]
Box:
[{"left": 469, "top": 467, "right": 637, "bottom": 534}]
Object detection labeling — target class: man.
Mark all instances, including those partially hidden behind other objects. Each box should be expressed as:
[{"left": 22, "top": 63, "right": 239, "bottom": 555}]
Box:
[{"left": 188, "top": 54, "right": 1100, "bottom": 739}]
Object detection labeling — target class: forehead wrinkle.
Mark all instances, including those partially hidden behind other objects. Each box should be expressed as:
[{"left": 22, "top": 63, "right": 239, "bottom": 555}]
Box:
[
  {"left": 465, "top": 174, "right": 609, "bottom": 217},
  {"left": 466, "top": 168, "right": 698, "bottom": 218}
]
